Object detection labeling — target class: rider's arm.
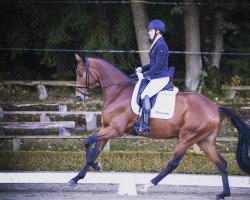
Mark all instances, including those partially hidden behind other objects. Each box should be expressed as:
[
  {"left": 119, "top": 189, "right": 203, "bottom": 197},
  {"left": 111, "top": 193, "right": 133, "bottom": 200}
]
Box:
[
  {"left": 141, "top": 64, "right": 150, "bottom": 72},
  {"left": 143, "top": 44, "right": 168, "bottom": 78}
]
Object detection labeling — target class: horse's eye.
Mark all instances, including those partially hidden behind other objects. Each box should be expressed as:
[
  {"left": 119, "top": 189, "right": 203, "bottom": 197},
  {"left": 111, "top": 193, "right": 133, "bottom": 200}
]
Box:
[{"left": 77, "top": 69, "right": 83, "bottom": 77}]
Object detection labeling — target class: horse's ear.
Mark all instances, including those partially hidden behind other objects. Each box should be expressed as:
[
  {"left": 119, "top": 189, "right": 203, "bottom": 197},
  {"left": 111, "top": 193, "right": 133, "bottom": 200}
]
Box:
[{"left": 75, "top": 54, "right": 82, "bottom": 62}]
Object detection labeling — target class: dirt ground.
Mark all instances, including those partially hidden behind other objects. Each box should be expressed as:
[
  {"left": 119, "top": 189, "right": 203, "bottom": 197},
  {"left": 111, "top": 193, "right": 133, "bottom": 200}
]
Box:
[{"left": 0, "top": 183, "right": 249, "bottom": 200}]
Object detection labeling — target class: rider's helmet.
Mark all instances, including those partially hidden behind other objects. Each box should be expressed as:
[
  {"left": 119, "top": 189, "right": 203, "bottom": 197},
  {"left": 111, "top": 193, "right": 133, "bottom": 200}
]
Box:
[{"left": 146, "top": 19, "right": 166, "bottom": 33}]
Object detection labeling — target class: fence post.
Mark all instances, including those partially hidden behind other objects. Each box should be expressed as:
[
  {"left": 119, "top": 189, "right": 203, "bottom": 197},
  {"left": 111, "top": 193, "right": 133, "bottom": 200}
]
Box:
[
  {"left": 85, "top": 113, "right": 97, "bottom": 131},
  {"left": 59, "top": 104, "right": 67, "bottom": 116},
  {"left": 0, "top": 106, "right": 3, "bottom": 120},
  {"left": 193, "top": 143, "right": 201, "bottom": 151},
  {"left": 0, "top": 106, "right": 4, "bottom": 135},
  {"left": 13, "top": 137, "right": 21, "bottom": 151},
  {"left": 58, "top": 104, "right": 70, "bottom": 136},
  {"left": 103, "top": 140, "right": 110, "bottom": 151},
  {"left": 40, "top": 113, "right": 51, "bottom": 122},
  {"left": 37, "top": 84, "right": 48, "bottom": 101}
]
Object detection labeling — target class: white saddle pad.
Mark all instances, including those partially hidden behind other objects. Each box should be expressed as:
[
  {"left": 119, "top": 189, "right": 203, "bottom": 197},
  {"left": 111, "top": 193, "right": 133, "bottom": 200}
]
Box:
[{"left": 131, "top": 80, "right": 179, "bottom": 119}]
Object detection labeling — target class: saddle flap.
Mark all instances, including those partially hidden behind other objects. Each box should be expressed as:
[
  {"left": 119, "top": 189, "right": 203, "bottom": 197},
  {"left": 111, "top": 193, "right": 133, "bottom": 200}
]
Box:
[{"left": 131, "top": 80, "right": 179, "bottom": 120}]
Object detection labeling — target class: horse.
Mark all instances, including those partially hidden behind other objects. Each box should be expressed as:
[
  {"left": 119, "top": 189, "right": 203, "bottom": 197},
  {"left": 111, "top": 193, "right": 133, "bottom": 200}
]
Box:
[{"left": 68, "top": 54, "right": 250, "bottom": 200}]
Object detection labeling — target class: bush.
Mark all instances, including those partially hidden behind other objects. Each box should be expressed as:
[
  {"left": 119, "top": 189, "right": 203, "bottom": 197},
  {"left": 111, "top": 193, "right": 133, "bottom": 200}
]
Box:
[{"left": 0, "top": 151, "right": 246, "bottom": 175}]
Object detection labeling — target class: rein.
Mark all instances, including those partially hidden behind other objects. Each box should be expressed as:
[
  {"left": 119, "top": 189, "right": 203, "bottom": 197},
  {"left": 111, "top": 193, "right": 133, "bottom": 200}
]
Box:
[
  {"left": 76, "top": 57, "right": 101, "bottom": 96},
  {"left": 76, "top": 57, "right": 137, "bottom": 95}
]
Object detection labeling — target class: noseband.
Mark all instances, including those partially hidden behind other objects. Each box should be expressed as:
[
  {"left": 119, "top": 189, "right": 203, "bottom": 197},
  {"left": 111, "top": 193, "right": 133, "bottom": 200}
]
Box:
[{"left": 76, "top": 57, "right": 100, "bottom": 96}]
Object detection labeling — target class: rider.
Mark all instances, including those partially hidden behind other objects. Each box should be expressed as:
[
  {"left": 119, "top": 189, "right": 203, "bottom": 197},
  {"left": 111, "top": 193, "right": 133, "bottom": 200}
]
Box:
[{"left": 134, "top": 19, "right": 173, "bottom": 133}]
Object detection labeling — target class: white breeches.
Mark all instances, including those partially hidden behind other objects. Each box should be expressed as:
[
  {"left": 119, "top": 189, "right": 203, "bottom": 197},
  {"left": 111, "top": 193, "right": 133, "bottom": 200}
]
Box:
[{"left": 141, "top": 77, "right": 170, "bottom": 99}]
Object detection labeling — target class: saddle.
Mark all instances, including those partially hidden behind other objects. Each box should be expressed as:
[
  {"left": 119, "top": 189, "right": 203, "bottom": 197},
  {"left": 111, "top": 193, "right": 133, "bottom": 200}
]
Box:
[
  {"left": 131, "top": 78, "right": 178, "bottom": 120},
  {"left": 136, "top": 78, "right": 174, "bottom": 109}
]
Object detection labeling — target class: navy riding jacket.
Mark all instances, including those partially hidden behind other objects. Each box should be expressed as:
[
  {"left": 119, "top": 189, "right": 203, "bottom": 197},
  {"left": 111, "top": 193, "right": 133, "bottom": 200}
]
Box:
[{"left": 141, "top": 37, "right": 172, "bottom": 79}]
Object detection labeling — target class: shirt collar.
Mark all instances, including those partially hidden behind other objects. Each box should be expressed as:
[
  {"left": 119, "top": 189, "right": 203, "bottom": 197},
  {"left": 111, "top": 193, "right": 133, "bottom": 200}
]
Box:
[{"left": 150, "top": 34, "right": 163, "bottom": 50}]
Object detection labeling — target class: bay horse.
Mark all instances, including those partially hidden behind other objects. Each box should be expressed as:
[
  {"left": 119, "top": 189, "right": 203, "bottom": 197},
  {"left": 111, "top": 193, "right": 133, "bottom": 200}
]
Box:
[{"left": 68, "top": 54, "right": 250, "bottom": 199}]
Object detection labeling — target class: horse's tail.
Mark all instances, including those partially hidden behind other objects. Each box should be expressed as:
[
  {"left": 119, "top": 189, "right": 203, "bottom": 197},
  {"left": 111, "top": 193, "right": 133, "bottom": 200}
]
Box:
[{"left": 219, "top": 106, "right": 250, "bottom": 174}]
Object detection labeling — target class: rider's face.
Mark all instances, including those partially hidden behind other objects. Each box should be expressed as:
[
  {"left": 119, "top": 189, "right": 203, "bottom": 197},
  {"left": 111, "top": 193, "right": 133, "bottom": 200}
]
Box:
[
  {"left": 148, "top": 29, "right": 156, "bottom": 40},
  {"left": 148, "top": 29, "right": 160, "bottom": 40}
]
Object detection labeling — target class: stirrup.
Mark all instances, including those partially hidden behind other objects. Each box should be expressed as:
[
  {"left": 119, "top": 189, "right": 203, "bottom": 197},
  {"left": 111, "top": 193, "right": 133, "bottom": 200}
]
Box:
[
  {"left": 131, "top": 112, "right": 142, "bottom": 135},
  {"left": 140, "top": 123, "right": 150, "bottom": 134}
]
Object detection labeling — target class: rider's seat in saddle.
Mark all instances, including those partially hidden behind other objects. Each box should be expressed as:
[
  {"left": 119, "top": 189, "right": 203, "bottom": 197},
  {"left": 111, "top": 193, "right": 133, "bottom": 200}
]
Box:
[
  {"left": 136, "top": 78, "right": 173, "bottom": 109},
  {"left": 132, "top": 66, "right": 177, "bottom": 135},
  {"left": 136, "top": 66, "right": 175, "bottom": 109}
]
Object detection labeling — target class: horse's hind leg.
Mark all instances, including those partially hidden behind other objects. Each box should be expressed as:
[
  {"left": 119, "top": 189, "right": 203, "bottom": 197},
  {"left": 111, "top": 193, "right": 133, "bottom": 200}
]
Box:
[
  {"left": 198, "top": 139, "right": 230, "bottom": 199},
  {"left": 139, "top": 141, "right": 189, "bottom": 192},
  {"left": 68, "top": 140, "right": 107, "bottom": 186}
]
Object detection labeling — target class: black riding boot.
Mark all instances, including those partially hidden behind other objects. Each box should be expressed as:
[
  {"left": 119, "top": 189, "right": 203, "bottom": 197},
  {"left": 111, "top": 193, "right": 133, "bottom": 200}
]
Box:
[
  {"left": 141, "top": 95, "right": 151, "bottom": 133},
  {"left": 132, "top": 95, "right": 151, "bottom": 134},
  {"left": 132, "top": 109, "right": 143, "bottom": 135}
]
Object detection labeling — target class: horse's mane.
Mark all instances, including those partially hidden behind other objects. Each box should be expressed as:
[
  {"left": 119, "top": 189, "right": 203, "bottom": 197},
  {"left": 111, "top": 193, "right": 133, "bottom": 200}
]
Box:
[{"left": 92, "top": 57, "right": 131, "bottom": 79}]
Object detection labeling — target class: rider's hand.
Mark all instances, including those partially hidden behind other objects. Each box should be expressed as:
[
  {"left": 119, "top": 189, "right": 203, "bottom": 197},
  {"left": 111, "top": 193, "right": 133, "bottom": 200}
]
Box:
[
  {"left": 135, "top": 67, "right": 142, "bottom": 73},
  {"left": 137, "top": 72, "right": 144, "bottom": 80}
]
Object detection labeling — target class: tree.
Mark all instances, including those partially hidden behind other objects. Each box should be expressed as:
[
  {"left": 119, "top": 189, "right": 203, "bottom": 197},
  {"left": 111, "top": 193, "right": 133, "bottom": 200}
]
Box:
[
  {"left": 131, "top": 0, "right": 150, "bottom": 65},
  {"left": 200, "top": 5, "right": 224, "bottom": 94},
  {"left": 211, "top": 8, "right": 224, "bottom": 69},
  {"left": 183, "top": 0, "right": 203, "bottom": 91},
  {"left": 0, "top": 3, "right": 139, "bottom": 80},
  {"left": 222, "top": 3, "right": 250, "bottom": 85}
]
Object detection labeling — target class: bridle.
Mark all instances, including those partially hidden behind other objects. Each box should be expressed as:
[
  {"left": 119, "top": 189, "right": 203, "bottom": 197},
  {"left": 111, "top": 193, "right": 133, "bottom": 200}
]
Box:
[
  {"left": 75, "top": 57, "right": 137, "bottom": 96},
  {"left": 75, "top": 57, "right": 101, "bottom": 96}
]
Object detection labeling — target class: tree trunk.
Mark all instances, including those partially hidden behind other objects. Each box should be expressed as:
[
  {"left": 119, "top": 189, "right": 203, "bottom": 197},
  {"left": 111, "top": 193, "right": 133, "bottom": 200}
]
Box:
[
  {"left": 131, "top": 0, "right": 150, "bottom": 65},
  {"left": 184, "top": 0, "right": 203, "bottom": 91},
  {"left": 201, "top": 8, "right": 223, "bottom": 95},
  {"left": 212, "top": 8, "right": 223, "bottom": 69}
]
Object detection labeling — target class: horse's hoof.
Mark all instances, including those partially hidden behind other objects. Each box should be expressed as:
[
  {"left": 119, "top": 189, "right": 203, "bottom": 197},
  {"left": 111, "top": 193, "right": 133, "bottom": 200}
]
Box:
[
  {"left": 67, "top": 179, "right": 77, "bottom": 186},
  {"left": 137, "top": 182, "right": 154, "bottom": 193},
  {"left": 216, "top": 191, "right": 230, "bottom": 199}
]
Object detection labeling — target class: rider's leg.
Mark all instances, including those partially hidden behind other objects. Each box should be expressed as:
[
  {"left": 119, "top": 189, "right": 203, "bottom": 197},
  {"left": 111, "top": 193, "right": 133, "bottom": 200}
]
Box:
[
  {"left": 139, "top": 77, "right": 169, "bottom": 133},
  {"left": 141, "top": 77, "right": 170, "bottom": 99},
  {"left": 141, "top": 95, "right": 151, "bottom": 133}
]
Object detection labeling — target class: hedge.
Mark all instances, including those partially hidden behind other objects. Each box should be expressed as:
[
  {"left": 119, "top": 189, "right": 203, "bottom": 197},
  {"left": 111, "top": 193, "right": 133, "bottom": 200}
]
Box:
[{"left": 0, "top": 150, "right": 246, "bottom": 175}]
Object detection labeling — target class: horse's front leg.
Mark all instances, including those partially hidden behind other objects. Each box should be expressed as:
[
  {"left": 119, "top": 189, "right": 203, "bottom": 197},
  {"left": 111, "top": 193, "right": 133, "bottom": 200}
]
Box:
[
  {"left": 68, "top": 163, "right": 90, "bottom": 186},
  {"left": 68, "top": 140, "right": 107, "bottom": 186},
  {"left": 84, "top": 127, "right": 121, "bottom": 168},
  {"left": 68, "top": 126, "right": 121, "bottom": 186},
  {"left": 85, "top": 140, "right": 104, "bottom": 171}
]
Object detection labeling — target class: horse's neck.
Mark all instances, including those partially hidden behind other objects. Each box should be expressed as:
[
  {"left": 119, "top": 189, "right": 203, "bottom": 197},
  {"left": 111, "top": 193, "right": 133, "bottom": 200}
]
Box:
[{"left": 92, "top": 59, "right": 134, "bottom": 106}]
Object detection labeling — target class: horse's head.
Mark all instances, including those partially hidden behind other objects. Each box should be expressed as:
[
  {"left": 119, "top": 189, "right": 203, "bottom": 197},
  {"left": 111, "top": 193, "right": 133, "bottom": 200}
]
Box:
[{"left": 75, "top": 54, "right": 100, "bottom": 101}]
